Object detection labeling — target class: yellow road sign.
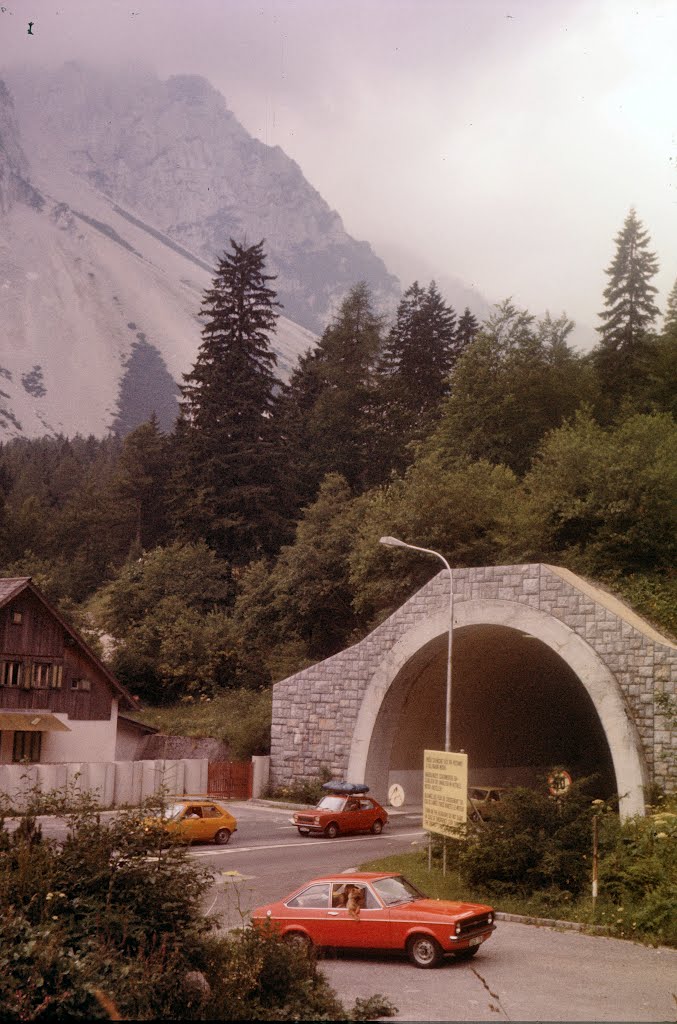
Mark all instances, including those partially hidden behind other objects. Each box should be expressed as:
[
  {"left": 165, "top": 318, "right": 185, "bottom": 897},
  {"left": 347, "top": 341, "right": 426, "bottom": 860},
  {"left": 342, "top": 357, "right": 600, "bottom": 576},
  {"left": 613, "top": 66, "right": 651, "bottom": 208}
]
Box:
[{"left": 423, "top": 749, "right": 468, "bottom": 837}]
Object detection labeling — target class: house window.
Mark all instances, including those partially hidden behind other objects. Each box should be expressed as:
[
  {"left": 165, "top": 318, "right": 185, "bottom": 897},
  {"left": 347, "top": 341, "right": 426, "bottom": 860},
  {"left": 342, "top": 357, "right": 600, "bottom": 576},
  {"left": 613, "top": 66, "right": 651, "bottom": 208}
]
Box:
[
  {"left": 13, "top": 731, "right": 41, "bottom": 763},
  {"left": 70, "top": 677, "right": 91, "bottom": 692},
  {"left": 11, "top": 610, "right": 23, "bottom": 625},
  {"left": 32, "top": 662, "right": 63, "bottom": 690},
  {"left": 1, "top": 661, "right": 23, "bottom": 687}
]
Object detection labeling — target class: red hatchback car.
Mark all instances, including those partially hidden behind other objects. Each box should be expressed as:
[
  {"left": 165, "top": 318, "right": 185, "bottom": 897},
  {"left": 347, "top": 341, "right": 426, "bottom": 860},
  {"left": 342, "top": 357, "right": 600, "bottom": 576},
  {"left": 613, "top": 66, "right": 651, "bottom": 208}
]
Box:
[
  {"left": 251, "top": 872, "right": 496, "bottom": 968},
  {"left": 292, "top": 792, "right": 388, "bottom": 838}
]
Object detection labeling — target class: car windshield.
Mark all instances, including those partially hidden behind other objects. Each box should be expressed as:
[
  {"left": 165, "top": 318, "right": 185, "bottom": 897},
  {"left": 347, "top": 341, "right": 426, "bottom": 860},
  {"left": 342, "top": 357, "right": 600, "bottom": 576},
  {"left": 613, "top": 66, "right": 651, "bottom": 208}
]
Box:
[
  {"left": 317, "top": 796, "right": 345, "bottom": 811},
  {"left": 371, "top": 875, "right": 425, "bottom": 907},
  {"left": 162, "top": 803, "right": 187, "bottom": 820}
]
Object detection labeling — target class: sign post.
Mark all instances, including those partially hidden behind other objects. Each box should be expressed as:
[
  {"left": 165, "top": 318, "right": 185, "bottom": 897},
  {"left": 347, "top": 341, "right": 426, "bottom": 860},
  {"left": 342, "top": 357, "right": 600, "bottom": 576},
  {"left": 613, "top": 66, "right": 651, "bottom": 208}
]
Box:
[{"left": 423, "top": 749, "right": 468, "bottom": 873}]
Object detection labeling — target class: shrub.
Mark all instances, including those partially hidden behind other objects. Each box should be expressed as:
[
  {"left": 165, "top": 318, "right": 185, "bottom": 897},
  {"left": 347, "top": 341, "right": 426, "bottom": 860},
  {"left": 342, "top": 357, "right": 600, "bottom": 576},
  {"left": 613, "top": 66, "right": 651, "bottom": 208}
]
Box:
[
  {"left": 458, "top": 782, "right": 600, "bottom": 897},
  {"left": 267, "top": 765, "right": 333, "bottom": 805},
  {"left": 595, "top": 808, "right": 677, "bottom": 945}
]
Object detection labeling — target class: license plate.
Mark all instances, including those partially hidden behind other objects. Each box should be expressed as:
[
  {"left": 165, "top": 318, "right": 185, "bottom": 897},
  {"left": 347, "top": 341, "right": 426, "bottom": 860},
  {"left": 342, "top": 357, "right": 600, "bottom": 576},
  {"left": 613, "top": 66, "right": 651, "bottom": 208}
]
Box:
[{"left": 468, "top": 936, "right": 482, "bottom": 947}]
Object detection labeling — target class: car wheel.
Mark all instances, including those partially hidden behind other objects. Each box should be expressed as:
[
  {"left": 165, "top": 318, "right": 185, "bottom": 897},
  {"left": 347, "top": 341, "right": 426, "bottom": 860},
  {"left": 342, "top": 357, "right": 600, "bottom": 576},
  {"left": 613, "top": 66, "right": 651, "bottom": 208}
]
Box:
[
  {"left": 324, "top": 822, "right": 339, "bottom": 839},
  {"left": 214, "top": 828, "right": 231, "bottom": 845},
  {"left": 370, "top": 819, "right": 383, "bottom": 835},
  {"left": 454, "top": 946, "right": 479, "bottom": 960},
  {"left": 407, "top": 934, "right": 443, "bottom": 969},
  {"left": 297, "top": 827, "right": 310, "bottom": 835},
  {"left": 284, "top": 931, "right": 313, "bottom": 952}
]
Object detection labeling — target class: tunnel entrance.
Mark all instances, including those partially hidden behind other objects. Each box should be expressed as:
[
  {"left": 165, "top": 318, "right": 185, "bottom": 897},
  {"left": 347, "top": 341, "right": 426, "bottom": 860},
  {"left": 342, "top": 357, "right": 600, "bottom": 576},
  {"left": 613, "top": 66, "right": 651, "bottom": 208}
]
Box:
[{"left": 367, "top": 624, "right": 617, "bottom": 805}]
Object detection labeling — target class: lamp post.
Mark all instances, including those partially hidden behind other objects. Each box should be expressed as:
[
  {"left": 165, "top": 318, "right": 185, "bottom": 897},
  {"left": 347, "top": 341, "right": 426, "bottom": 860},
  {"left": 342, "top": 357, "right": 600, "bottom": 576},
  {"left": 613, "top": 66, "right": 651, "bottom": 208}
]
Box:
[{"left": 379, "top": 536, "right": 454, "bottom": 752}]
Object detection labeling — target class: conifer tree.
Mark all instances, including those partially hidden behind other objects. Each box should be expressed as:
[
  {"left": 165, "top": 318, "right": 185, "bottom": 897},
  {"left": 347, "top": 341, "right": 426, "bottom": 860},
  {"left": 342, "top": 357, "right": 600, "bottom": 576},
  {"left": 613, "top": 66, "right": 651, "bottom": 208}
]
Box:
[
  {"left": 595, "top": 209, "right": 660, "bottom": 398},
  {"left": 663, "top": 277, "right": 677, "bottom": 339},
  {"left": 279, "top": 282, "right": 383, "bottom": 500},
  {"left": 375, "top": 281, "right": 457, "bottom": 472},
  {"left": 641, "top": 275, "right": 677, "bottom": 417},
  {"left": 171, "top": 239, "right": 287, "bottom": 562},
  {"left": 456, "top": 306, "right": 480, "bottom": 353},
  {"left": 112, "top": 415, "right": 170, "bottom": 552}
]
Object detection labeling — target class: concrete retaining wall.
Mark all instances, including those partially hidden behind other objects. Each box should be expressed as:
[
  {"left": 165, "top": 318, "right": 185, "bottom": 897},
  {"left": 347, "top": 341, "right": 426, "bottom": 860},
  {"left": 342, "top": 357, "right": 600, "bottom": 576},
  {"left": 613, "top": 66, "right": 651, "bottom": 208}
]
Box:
[{"left": 0, "top": 758, "right": 209, "bottom": 810}]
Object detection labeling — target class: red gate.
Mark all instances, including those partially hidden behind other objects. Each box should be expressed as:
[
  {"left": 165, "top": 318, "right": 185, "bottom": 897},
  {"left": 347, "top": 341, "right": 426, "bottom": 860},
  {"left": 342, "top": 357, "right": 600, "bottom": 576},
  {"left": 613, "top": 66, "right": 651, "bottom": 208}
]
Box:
[{"left": 208, "top": 760, "right": 253, "bottom": 800}]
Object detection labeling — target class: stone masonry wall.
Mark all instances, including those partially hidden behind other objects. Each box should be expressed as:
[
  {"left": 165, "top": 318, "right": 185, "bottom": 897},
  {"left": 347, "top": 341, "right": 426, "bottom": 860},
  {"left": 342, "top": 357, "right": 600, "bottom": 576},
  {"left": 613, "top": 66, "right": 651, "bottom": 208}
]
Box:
[{"left": 270, "top": 564, "right": 676, "bottom": 794}]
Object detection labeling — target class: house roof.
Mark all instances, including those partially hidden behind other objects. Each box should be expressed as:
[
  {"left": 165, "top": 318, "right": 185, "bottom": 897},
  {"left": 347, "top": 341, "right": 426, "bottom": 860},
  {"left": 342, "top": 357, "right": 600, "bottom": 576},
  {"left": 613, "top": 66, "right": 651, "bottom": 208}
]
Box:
[
  {"left": 0, "top": 577, "right": 137, "bottom": 711},
  {"left": 0, "top": 577, "right": 31, "bottom": 604}
]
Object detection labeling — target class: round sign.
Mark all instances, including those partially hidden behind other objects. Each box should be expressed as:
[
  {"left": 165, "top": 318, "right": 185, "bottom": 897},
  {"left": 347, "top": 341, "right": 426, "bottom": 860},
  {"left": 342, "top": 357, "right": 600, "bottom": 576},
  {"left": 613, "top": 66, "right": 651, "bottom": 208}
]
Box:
[
  {"left": 388, "top": 783, "right": 405, "bottom": 808},
  {"left": 548, "top": 769, "right": 572, "bottom": 797}
]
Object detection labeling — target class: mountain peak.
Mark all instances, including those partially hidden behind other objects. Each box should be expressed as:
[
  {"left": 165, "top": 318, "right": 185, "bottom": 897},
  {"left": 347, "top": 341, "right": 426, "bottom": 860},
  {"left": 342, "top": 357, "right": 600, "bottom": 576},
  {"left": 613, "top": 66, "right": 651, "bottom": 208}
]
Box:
[{"left": 6, "top": 63, "right": 400, "bottom": 334}]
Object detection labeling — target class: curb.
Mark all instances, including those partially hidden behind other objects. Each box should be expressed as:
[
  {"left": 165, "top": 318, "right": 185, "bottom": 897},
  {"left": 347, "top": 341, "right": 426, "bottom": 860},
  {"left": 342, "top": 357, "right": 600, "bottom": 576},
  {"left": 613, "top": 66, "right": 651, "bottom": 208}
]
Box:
[
  {"left": 247, "top": 798, "right": 418, "bottom": 816},
  {"left": 495, "top": 911, "right": 611, "bottom": 934}
]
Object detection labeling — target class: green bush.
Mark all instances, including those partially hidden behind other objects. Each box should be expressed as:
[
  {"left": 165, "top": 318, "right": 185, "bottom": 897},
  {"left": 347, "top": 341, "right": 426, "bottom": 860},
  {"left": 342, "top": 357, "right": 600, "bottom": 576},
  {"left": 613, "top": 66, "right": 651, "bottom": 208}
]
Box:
[
  {"left": 595, "top": 807, "right": 677, "bottom": 945},
  {"left": 458, "top": 782, "right": 600, "bottom": 898},
  {"left": 266, "top": 765, "right": 333, "bottom": 805}
]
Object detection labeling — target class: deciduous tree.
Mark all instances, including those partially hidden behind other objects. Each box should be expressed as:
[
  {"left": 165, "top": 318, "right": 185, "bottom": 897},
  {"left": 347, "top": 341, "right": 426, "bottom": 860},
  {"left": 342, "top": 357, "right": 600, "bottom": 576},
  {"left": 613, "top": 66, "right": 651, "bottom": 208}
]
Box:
[{"left": 424, "top": 301, "right": 592, "bottom": 476}]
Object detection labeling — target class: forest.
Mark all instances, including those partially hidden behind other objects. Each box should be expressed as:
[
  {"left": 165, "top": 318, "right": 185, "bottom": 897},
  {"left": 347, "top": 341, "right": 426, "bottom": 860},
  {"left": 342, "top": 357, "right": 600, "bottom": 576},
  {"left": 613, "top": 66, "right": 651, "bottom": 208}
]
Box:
[{"left": 0, "top": 213, "right": 675, "bottom": 742}]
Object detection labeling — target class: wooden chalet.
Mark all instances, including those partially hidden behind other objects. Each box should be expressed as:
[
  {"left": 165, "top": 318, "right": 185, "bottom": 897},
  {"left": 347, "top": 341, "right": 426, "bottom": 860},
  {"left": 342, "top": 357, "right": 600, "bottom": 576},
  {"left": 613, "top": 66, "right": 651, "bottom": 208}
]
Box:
[{"left": 0, "top": 577, "right": 137, "bottom": 764}]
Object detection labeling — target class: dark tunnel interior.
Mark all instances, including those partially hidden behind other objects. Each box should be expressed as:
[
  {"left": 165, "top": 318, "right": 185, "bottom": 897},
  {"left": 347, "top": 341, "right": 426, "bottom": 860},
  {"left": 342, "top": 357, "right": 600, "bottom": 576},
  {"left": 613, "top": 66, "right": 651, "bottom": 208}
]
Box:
[{"left": 385, "top": 624, "right": 617, "bottom": 797}]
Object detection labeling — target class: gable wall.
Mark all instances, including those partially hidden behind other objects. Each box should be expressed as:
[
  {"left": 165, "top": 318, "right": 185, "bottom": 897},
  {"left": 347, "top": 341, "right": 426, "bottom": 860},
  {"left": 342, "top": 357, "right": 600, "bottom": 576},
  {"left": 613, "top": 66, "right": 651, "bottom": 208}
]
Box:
[{"left": 0, "top": 589, "right": 114, "bottom": 720}]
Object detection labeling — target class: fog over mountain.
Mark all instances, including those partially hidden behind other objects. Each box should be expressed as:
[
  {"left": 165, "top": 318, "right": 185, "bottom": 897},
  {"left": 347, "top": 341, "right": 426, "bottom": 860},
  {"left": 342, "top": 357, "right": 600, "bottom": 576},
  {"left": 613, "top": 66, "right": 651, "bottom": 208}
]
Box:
[{"left": 0, "top": 62, "right": 486, "bottom": 441}]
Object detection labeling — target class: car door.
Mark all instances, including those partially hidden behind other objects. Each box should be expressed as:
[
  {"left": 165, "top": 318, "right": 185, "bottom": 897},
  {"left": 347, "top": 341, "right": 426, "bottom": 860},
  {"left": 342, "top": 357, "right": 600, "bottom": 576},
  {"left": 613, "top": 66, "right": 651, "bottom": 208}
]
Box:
[
  {"left": 202, "top": 803, "right": 227, "bottom": 839},
  {"left": 322, "top": 883, "right": 390, "bottom": 949},
  {"left": 339, "top": 798, "right": 363, "bottom": 833},
  {"left": 282, "top": 883, "right": 332, "bottom": 944},
  {"left": 179, "top": 805, "right": 211, "bottom": 841},
  {"left": 356, "top": 798, "right": 380, "bottom": 831}
]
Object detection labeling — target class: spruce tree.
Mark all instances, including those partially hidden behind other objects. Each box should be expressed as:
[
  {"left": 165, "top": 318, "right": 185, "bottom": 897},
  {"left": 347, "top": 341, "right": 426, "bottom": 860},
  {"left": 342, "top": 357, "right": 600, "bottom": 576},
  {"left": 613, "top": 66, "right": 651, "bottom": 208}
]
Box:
[
  {"left": 664, "top": 277, "right": 677, "bottom": 339},
  {"left": 376, "top": 281, "right": 457, "bottom": 473},
  {"left": 112, "top": 415, "right": 170, "bottom": 552},
  {"left": 279, "top": 282, "right": 384, "bottom": 500},
  {"left": 456, "top": 306, "right": 480, "bottom": 353},
  {"left": 595, "top": 209, "right": 660, "bottom": 399},
  {"left": 171, "top": 239, "right": 287, "bottom": 562}
]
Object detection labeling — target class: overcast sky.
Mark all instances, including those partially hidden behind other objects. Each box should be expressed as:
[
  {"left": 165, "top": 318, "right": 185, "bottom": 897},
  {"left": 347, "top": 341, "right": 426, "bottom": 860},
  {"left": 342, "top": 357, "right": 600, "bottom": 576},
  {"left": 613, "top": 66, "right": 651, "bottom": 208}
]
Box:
[{"left": 3, "top": 0, "right": 676, "bottom": 346}]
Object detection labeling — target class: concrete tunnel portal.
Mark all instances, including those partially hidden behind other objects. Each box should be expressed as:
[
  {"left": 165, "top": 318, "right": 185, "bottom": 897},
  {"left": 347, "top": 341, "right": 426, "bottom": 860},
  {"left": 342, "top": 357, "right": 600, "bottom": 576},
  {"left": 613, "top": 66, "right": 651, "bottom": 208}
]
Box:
[
  {"left": 273, "top": 565, "right": 673, "bottom": 820},
  {"left": 363, "top": 623, "right": 617, "bottom": 804}
]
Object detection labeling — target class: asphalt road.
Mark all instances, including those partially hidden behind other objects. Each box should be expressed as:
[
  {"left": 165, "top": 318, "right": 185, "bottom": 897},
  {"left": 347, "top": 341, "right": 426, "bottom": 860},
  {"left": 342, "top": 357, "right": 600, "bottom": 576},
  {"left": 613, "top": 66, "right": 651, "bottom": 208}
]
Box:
[
  {"left": 186, "top": 800, "right": 427, "bottom": 925},
  {"left": 9, "top": 801, "right": 677, "bottom": 1021},
  {"left": 188, "top": 803, "right": 677, "bottom": 1022}
]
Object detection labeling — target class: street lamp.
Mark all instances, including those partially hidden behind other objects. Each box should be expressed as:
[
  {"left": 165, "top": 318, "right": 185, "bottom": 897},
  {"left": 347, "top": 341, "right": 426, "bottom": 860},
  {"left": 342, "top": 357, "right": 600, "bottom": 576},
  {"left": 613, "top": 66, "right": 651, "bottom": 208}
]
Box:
[{"left": 379, "top": 536, "right": 454, "bottom": 752}]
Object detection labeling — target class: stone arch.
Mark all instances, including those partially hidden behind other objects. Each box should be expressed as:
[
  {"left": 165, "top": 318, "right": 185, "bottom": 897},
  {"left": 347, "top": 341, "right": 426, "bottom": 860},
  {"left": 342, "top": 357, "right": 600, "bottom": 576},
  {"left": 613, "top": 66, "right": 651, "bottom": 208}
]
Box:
[{"left": 347, "top": 600, "right": 649, "bottom": 818}]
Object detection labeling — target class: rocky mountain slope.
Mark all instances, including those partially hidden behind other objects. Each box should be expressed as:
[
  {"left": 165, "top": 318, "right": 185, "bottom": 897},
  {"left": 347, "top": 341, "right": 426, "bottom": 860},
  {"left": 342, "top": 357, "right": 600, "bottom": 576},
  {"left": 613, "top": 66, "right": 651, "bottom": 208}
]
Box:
[
  {"left": 0, "top": 70, "right": 324, "bottom": 439},
  {"left": 0, "top": 63, "right": 487, "bottom": 442},
  {"left": 6, "top": 63, "right": 401, "bottom": 335}
]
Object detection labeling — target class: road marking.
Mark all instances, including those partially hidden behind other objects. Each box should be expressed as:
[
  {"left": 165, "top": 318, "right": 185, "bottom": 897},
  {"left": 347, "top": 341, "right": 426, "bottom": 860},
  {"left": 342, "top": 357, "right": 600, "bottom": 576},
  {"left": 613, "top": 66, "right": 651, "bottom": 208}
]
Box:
[{"left": 188, "top": 830, "right": 425, "bottom": 857}]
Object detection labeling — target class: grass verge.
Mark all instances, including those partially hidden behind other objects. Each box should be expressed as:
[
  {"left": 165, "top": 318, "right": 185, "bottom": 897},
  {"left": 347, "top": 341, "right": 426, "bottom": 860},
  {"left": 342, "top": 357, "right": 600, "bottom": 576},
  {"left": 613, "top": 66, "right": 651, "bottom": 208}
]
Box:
[
  {"left": 131, "top": 688, "right": 272, "bottom": 759},
  {"left": 358, "top": 849, "right": 670, "bottom": 945}
]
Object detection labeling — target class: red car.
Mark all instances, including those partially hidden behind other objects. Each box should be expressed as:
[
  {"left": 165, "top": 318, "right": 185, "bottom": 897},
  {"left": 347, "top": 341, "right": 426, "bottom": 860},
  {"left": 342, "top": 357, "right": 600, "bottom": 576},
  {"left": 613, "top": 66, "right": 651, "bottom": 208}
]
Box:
[
  {"left": 250, "top": 872, "right": 496, "bottom": 968},
  {"left": 292, "top": 792, "right": 388, "bottom": 838}
]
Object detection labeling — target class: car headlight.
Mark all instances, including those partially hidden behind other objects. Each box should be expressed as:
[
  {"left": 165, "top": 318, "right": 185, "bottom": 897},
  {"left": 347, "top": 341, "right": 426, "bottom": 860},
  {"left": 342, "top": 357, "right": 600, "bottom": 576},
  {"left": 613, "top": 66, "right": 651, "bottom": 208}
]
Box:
[
  {"left": 314, "top": 816, "right": 320, "bottom": 824},
  {"left": 455, "top": 922, "right": 462, "bottom": 935},
  {"left": 487, "top": 913, "right": 493, "bottom": 924}
]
